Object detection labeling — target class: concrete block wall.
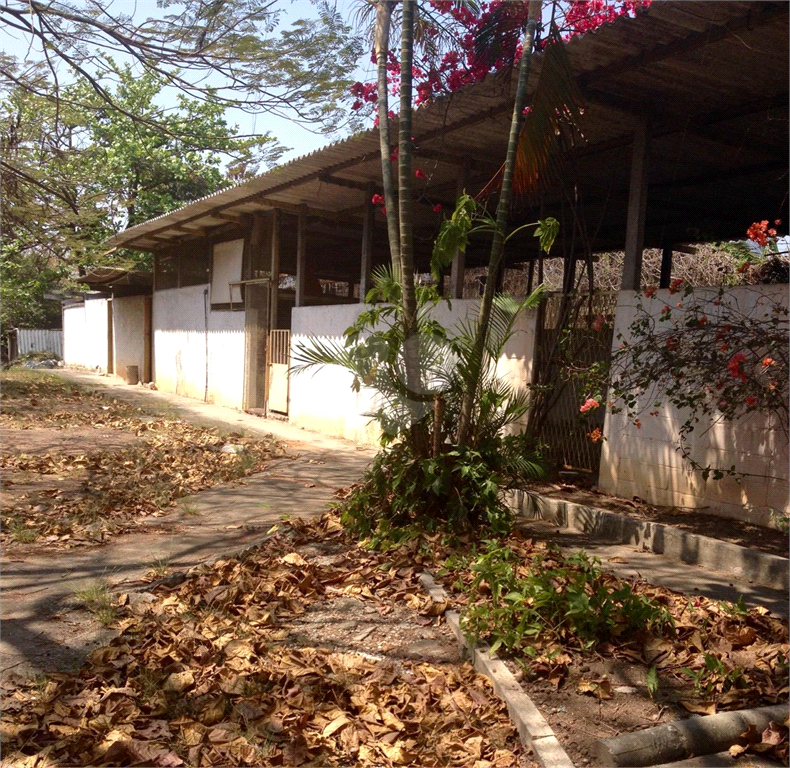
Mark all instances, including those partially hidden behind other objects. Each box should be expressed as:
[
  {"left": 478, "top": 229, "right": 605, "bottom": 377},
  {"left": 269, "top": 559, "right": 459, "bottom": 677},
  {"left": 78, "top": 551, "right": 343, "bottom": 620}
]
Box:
[
  {"left": 599, "top": 285, "right": 789, "bottom": 528},
  {"left": 290, "top": 299, "right": 538, "bottom": 445},
  {"left": 153, "top": 284, "right": 245, "bottom": 409},
  {"left": 63, "top": 296, "right": 109, "bottom": 372},
  {"left": 112, "top": 296, "right": 147, "bottom": 381}
]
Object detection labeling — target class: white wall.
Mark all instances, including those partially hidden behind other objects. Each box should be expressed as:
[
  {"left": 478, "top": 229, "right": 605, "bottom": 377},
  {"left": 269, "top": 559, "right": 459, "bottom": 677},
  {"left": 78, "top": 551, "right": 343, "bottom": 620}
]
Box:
[
  {"left": 599, "top": 285, "right": 789, "bottom": 528},
  {"left": 290, "top": 299, "right": 539, "bottom": 445},
  {"left": 112, "top": 296, "right": 147, "bottom": 380},
  {"left": 63, "top": 296, "right": 109, "bottom": 372},
  {"left": 153, "top": 284, "right": 245, "bottom": 408}
]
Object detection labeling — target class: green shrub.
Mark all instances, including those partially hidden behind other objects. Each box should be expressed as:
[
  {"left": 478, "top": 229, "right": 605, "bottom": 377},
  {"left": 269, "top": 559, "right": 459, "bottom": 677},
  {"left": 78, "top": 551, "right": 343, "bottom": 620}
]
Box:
[{"left": 460, "top": 542, "right": 672, "bottom": 655}]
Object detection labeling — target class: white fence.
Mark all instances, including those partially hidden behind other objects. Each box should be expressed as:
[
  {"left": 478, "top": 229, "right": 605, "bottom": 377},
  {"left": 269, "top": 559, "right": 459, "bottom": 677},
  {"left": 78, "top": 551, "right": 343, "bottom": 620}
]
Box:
[{"left": 14, "top": 329, "right": 63, "bottom": 359}]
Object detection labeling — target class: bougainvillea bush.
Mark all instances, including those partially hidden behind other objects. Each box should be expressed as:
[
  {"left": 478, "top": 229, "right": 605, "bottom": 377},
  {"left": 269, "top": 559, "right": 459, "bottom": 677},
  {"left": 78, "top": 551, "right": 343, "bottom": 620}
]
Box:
[
  {"left": 579, "top": 222, "right": 789, "bottom": 483},
  {"left": 350, "top": 0, "right": 651, "bottom": 116}
]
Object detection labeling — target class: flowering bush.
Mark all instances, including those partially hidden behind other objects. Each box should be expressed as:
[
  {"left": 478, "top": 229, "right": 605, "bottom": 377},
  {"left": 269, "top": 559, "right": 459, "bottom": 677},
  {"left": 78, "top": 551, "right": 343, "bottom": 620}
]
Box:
[
  {"left": 350, "top": 1, "right": 651, "bottom": 115},
  {"left": 605, "top": 281, "right": 788, "bottom": 480}
]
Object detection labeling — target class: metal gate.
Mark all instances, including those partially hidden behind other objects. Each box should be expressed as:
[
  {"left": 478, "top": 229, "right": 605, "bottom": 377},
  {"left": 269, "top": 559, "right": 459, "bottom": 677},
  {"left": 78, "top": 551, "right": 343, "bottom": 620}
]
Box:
[
  {"left": 533, "top": 292, "right": 617, "bottom": 476},
  {"left": 267, "top": 329, "right": 290, "bottom": 415}
]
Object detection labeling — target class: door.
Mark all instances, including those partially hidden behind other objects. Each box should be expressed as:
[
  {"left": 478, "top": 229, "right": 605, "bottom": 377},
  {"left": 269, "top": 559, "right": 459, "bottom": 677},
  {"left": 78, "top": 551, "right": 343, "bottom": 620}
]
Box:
[
  {"left": 243, "top": 283, "right": 270, "bottom": 411},
  {"left": 107, "top": 300, "right": 114, "bottom": 375},
  {"left": 267, "top": 329, "right": 290, "bottom": 415}
]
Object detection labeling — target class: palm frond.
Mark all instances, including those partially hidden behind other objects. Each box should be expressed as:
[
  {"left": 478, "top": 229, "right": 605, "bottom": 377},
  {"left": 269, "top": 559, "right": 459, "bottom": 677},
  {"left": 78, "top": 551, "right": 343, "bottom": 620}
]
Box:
[{"left": 513, "top": 28, "right": 584, "bottom": 199}]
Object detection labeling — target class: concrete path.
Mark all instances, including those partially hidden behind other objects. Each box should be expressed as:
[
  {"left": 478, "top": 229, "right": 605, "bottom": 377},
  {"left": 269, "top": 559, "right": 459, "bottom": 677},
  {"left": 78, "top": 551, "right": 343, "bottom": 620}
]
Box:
[{"left": 1, "top": 370, "right": 374, "bottom": 681}]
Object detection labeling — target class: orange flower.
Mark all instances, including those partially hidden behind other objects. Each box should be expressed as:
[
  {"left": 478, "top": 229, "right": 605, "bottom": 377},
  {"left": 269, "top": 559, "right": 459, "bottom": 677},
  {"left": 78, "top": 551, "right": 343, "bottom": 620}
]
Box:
[
  {"left": 762, "top": 357, "right": 776, "bottom": 368},
  {"left": 587, "top": 427, "right": 603, "bottom": 443}
]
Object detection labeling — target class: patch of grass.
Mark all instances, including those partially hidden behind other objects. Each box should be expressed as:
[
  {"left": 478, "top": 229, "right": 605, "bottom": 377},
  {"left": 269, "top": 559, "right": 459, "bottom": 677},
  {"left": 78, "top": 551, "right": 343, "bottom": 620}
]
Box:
[
  {"left": 6, "top": 518, "right": 38, "bottom": 543},
  {"left": 146, "top": 555, "right": 173, "bottom": 579},
  {"left": 179, "top": 500, "right": 200, "bottom": 517},
  {"left": 72, "top": 580, "right": 117, "bottom": 627}
]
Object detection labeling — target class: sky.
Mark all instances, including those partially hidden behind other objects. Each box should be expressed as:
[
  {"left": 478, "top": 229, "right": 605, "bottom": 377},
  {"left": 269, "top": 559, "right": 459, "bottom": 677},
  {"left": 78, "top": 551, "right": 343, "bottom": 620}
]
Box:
[{"left": 0, "top": 0, "right": 374, "bottom": 166}]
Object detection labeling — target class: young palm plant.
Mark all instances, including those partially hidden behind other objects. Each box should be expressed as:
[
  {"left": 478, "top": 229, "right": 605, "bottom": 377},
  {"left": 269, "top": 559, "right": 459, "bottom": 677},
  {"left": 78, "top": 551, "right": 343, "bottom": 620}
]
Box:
[{"left": 292, "top": 259, "right": 547, "bottom": 537}]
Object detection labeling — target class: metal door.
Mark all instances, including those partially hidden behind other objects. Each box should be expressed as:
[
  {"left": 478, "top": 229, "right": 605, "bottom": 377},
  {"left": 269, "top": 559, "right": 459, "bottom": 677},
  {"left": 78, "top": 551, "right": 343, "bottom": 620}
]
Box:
[{"left": 267, "top": 329, "right": 290, "bottom": 415}]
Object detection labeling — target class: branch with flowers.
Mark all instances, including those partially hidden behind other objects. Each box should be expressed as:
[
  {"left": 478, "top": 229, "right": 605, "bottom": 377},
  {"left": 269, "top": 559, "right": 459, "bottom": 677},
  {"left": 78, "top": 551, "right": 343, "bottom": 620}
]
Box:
[{"left": 584, "top": 280, "right": 788, "bottom": 481}]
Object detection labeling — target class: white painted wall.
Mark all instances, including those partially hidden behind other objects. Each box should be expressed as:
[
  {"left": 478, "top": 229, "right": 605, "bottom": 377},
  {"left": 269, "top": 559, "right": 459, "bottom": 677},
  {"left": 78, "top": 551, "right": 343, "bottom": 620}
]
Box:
[
  {"left": 63, "top": 296, "right": 109, "bottom": 372},
  {"left": 153, "top": 284, "right": 245, "bottom": 408},
  {"left": 599, "top": 285, "right": 789, "bottom": 527},
  {"left": 112, "top": 296, "right": 147, "bottom": 380},
  {"left": 290, "top": 299, "right": 538, "bottom": 445}
]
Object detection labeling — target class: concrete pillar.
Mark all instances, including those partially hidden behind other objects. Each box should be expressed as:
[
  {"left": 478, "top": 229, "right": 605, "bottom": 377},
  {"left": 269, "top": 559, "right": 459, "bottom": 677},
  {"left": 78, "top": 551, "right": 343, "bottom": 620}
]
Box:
[
  {"left": 295, "top": 205, "right": 307, "bottom": 307},
  {"left": 449, "top": 163, "right": 470, "bottom": 298},
  {"left": 621, "top": 117, "right": 650, "bottom": 291},
  {"left": 659, "top": 245, "right": 673, "bottom": 289},
  {"left": 360, "top": 184, "right": 374, "bottom": 302},
  {"left": 270, "top": 209, "right": 280, "bottom": 330}
]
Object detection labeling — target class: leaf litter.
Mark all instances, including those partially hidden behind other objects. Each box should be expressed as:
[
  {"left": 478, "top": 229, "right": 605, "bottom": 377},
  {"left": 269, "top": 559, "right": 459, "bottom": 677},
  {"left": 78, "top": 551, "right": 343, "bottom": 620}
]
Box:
[
  {"left": 1, "top": 373, "right": 285, "bottom": 548},
  {"left": 0, "top": 514, "right": 532, "bottom": 768}
]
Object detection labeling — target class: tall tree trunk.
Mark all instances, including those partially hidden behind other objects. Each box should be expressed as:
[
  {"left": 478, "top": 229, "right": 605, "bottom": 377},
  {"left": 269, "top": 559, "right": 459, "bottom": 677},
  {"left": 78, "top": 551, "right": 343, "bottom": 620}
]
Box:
[
  {"left": 375, "top": 0, "right": 400, "bottom": 266},
  {"left": 456, "top": 0, "right": 542, "bottom": 447},
  {"left": 397, "top": 0, "right": 428, "bottom": 456}
]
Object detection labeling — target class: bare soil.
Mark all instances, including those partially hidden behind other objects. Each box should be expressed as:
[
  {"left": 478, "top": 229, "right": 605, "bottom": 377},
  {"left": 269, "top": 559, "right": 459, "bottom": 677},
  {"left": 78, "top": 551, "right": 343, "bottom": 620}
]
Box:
[{"left": 531, "top": 481, "right": 789, "bottom": 558}]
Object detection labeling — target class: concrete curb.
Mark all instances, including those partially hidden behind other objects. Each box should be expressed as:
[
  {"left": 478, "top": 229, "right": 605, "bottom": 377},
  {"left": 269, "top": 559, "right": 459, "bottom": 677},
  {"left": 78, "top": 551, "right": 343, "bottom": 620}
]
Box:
[
  {"left": 418, "top": 572, "right": 574, "bottom": 768},
  {"left": 508, "top": 490, "right": 789, "bottom": 592}
]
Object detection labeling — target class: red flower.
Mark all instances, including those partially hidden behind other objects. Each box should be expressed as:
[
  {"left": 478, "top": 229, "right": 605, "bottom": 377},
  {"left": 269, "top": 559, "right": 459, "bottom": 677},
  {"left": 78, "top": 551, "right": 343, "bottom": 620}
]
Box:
[
  {"left": 592, "top": 315, "right": 604, "bottom": 332},
  {"left": 745, "top": 395, "right": 757, "bottom": 406},
  {"left": 415, "top": 168, "right": 427, "bottom": 180},
  {"left": 698, "top": 316, "right": 708, "bottom": 325},
  {"left": 587, "top": 427, "right": 603, "bottom": 443},
  {"left": 433, "top": 203, "right": 443, "bottom": 213},
  {"left": 579, "top": 397, "right": 600, "bottom": 413},
  {"left": 727, "top": 352, "right": 747, "bottom": 382},
  {"left": 643, "top": 285, "right": 657, "bottom": 298},
  {"left": 775, "top": 219, "right": 782, "bottom": 226},
  {"left": 371, "top": 193, "right": 384, "bottom": 205},
  {"left": 633, "top": 419, "right": 642, "bottom": 429},
  {"left": 668, "top": 278, "right": 684, "bottom": 294},
  {"left": 747, "top": 220, "right": 770, "bottom": 247}
]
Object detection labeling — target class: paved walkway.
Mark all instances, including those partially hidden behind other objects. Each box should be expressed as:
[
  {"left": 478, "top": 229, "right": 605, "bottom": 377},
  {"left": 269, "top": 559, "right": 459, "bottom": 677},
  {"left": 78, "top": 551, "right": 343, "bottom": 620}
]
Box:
[
  {"left": 2, "top": 370, "right": 785, "bottom": 683},
  {"left": 1, "top": 370, "right": 374, "bottom": 681}
]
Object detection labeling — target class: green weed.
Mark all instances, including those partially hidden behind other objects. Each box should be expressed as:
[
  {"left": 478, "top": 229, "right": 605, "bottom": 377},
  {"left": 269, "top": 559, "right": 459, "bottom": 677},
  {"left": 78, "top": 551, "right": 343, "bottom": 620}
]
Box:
[
  {"left": 460, "top": 543, "right": 672, "bottom": 656},
  {"left": 72, "top": 580, "right": 117, "bottom": 626},
  {"left": 6, "top": 518, "right": 38, "bottom": 543}
]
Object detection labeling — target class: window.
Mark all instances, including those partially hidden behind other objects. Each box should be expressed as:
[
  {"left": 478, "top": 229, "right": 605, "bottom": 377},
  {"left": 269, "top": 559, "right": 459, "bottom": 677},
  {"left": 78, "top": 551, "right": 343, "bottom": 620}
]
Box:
[
  {"left": 180, "top": 244, "right": 210, "bottom": 287},
  {"left": 211, "top": 239, "right": 244, "bottom": 307},
  {"left": 154, "top": 253, "right": 178, "bottom": 291}
]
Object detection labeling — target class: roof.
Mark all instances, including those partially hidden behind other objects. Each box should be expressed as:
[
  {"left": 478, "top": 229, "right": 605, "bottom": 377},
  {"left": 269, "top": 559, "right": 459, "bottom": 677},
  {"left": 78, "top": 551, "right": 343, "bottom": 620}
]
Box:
[
  {"left": 76, "top": 268, "right": 153, "bottom": 294},
  {"left": 108, "top": 1, "right": 789, "bottom": 265}
]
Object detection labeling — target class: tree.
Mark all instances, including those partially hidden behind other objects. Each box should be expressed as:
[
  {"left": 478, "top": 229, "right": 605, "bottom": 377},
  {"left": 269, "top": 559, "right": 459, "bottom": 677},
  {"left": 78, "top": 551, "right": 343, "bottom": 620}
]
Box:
[
  {"left": 0, "top": 0, "right": 362, "bottom": 130},
  {"left": 1, "top": 67, "right": 277, "bottom": 272}
]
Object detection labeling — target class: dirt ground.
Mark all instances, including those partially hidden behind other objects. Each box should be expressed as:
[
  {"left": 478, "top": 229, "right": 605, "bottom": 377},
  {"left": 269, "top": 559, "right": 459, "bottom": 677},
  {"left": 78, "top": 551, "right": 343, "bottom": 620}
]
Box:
[{"left": 531, "top": 480, "right": 789, "bottom": 558}]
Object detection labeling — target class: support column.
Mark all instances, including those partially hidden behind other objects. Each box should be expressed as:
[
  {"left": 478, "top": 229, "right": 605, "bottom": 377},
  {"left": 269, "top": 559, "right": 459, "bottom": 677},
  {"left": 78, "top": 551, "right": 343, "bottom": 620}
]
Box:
[
  {"left": 449, "top": 163, "right": 470, "bottom": 298},
  {"left": 270, "top": 209, "right": 280, "bottom": 330},
  {"left": 621, "top": 117, "right": 650, "bottom": 291},
  {"left": 659, "top": 245, "right": 673, "bottom": 289},
  {"left": 295, "top": 205, "right": 307, "bottom": 307},
  {"left": 360, "top": 184, "right": 374, "bottom": 302}
]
